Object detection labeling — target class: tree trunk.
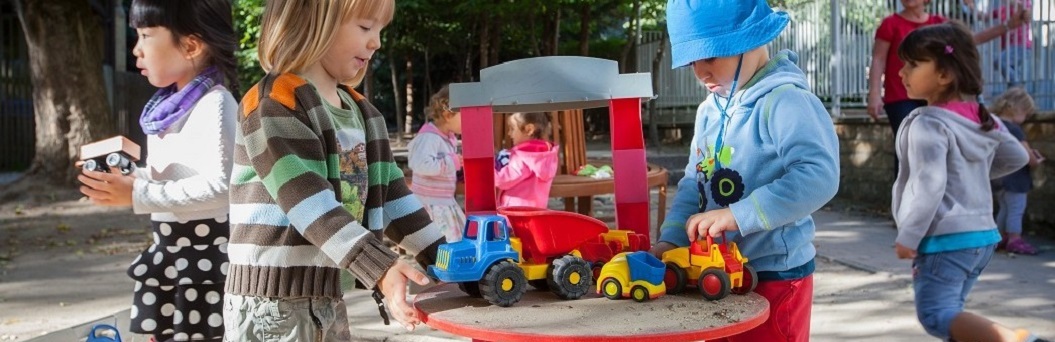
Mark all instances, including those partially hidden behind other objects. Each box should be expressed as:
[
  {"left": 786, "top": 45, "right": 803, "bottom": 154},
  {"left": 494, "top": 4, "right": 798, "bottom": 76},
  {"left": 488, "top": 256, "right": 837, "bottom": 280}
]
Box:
[
  {"left": 648, "top": 32, "right": 668, "bottom": 147},
  {"left": 528, "top": 7, "right": 540, "bottom": 56},
  {"left": 489, "top": 20, "right": 501, "bottom": 65},
  {"left": 479, "top": 17, "right": 490, "bottom": 69},
  {"left": 388, "top": 44, "right": 405, "bottom": 143},
  {"left": 14, "top": 0, "right": 114, "bottom": 186},
  {"left": 550, "top": 8, "right": 561, "bottom": 55},
  {"left": 404, "top": 57, "right": 414, "bottom": 137},
  {"left": 619, "top": 0, "right": 641, "bottom": 73},
  {"left": 578, "top": 3, "right": 591, "bottom": 56}
]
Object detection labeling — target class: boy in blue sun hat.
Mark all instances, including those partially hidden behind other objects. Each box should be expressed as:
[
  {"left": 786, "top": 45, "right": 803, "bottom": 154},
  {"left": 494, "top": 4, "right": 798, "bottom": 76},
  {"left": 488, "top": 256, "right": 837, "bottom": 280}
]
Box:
[{"left": 649, "top": 0, "right": 840, "bottom": 340}]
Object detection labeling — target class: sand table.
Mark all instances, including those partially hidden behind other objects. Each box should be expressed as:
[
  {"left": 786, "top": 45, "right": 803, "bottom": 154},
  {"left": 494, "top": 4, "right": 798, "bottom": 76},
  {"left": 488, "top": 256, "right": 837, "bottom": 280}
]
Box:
[{"left": 414, "top": 283, "right": 769, "bottom": 342}]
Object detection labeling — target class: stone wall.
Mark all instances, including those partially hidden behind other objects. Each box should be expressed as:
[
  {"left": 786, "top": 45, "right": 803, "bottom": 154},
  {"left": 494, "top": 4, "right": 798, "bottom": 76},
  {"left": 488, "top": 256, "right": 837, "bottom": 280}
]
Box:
[{"left": 833, "top": 113, "right": 1055, "bottom": 233}]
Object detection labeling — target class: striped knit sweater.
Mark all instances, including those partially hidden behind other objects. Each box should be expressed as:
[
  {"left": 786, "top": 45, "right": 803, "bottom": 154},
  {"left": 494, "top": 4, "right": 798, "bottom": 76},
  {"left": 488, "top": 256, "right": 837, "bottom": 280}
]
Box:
[{"left": 227, "top": 73, "right": 444, "bottom": 299}]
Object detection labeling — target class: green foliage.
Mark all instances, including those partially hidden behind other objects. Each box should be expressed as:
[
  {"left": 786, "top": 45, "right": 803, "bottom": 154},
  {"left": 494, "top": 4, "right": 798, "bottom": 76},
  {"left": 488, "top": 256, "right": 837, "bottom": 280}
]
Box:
[
  {"left": 228, "top": 0, "right": 668, "bottom": 127},
  {"left": 234, "top": 0, "right": 264, "bottom": 91}
]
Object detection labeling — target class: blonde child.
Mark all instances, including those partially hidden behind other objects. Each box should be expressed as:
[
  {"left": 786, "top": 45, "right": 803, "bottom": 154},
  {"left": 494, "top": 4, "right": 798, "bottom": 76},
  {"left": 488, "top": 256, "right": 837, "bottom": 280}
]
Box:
[
  {"left": 991, "top": 87, "right": 1045, "bottom": 255},
  {"left": 408, "top": 85, "right": 465, "bottom": 242},
  {"left": 891, "top": 22, "right": 1043, "bottom": 342},
  {"left": 495, "top": 112, "right": 558, "bottom": 208},
  {"left": 224, "top": 0, "right": 445, "bottom": 339},
  {"left": 77, "top": 0, "right": 239, "bottom": 340},
  {"left": 652, "top": 1, "right": 840, "bottom": 341}
]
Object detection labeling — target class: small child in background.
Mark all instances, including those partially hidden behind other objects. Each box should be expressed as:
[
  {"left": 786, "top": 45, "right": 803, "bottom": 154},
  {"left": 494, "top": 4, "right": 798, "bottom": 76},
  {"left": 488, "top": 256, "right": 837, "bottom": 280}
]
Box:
[
  {"left": 495, "top": 112, "right": 558, "bottom": 208},
  {"left": 991, "top": 87, "right": 1045, "bottom": 255},
  {"left": 891, "top": 22, "right": 1042, "bottom": 342},
  {"left": 408, "top": 85, "right": 465, "bottom": 242}
]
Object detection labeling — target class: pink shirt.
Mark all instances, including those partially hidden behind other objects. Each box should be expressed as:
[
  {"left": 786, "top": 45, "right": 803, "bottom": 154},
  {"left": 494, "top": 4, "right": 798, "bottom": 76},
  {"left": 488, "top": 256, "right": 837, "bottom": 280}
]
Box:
[
  {"left": 994, "top": 1, "right": 1033, "bottom": 49},
  {"left": 876, "top": 13, "right": 946, "bottom": 104},
  {"left": 937, "top": 101, "right": 998, "bottom": 130}
]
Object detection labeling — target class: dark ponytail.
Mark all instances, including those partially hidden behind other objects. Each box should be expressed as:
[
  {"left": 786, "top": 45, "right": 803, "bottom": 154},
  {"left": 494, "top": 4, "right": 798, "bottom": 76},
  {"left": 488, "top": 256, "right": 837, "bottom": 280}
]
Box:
[
  {"left": 978, "top": 102, "right": 995, "bottom": 132},
  {"left": 130, "top": 0, "right": 240, "bottom": 96}
]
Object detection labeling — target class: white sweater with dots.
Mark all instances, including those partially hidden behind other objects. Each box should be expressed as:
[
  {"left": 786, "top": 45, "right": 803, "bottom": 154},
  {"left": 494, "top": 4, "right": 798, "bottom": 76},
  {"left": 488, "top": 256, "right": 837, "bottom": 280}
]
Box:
[{"left": 131, "top": 85, "right": 237, "bottom": 222}]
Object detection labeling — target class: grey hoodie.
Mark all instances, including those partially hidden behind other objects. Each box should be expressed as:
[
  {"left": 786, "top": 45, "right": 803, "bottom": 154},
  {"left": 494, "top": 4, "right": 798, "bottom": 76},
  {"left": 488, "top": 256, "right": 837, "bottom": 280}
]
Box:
[{"left": 892, "top": 106, "right": 1029, "bottom": 251}]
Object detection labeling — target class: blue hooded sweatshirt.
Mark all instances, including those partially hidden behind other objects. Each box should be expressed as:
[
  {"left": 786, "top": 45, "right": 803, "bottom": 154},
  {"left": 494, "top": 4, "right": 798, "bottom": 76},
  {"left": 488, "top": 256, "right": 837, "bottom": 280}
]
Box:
[{"left": 659, "top": 50, "right": 840, "bottom": 277}]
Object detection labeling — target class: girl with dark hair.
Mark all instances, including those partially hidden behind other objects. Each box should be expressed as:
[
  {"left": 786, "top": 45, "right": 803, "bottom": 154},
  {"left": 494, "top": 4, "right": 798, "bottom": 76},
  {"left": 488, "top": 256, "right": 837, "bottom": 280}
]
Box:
[
  {"left": 891, "top": 21, "right": 1045, "bottom": 342},
  {"left": 77, "top": 0, "right": 238, "bottom": 340}
]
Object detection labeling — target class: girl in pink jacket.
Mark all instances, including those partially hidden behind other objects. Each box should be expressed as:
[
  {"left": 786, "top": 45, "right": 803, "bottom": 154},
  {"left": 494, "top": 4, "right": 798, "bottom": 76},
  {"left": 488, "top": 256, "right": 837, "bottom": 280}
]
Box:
[{"left": 496, "top": 112, "right": 559, "bottom": 208}]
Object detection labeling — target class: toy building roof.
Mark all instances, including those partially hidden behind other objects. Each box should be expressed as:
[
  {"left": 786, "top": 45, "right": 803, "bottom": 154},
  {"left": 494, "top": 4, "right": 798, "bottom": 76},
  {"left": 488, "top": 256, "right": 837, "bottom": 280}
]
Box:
[{"left": 449, "top": 56, "right": 654, "bottom": 113}]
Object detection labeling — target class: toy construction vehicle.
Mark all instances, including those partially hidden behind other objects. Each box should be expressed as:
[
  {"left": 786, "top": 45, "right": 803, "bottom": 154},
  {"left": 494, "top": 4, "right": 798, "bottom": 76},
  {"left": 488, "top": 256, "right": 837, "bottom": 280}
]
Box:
[
  {"left": 429, "top": 206, "right": 650, "bottom": 307},
  {"left": 80, "top": 136, "right": 140, "bottom": 175},
  {"left": 596, "top": 251, "right": 666, "bottom": 302},
  {"left": 661, "top": 234, "right": 757, "bottom": 301}
]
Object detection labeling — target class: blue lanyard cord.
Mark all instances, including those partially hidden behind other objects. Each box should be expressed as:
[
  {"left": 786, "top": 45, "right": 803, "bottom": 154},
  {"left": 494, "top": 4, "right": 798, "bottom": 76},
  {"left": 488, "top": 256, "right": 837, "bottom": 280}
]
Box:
[{"left": 712, "top": 55, "right": 745, "bottom": 170}]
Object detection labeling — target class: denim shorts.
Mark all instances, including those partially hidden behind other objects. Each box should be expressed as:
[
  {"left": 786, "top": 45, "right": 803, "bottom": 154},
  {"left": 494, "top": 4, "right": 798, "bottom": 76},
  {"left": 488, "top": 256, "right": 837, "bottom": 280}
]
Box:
[
  {"left": 223, "top": 294, "right": 351, "bottom": 342},
  {"left": 912, "top": 245, "right": 996, "bottom": 339}
]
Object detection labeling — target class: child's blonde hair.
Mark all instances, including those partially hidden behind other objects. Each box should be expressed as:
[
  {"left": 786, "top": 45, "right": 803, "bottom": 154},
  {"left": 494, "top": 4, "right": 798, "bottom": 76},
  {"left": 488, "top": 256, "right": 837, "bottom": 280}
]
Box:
[
  {"left": 257, "top": 0, "right": 394, "bottom": 87},
  {"left": 510, "top": 112, "right": 551, "bottom": 140},
  {"left": 990, "top": 87, "right": 1035, "bottom": 119},
  {"left": 427, "top": 85, "right": 453, "bottom": 124}
]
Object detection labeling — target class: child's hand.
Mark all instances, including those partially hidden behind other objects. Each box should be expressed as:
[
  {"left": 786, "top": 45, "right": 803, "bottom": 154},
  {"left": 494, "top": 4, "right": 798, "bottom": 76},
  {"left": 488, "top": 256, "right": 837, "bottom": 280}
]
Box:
[
  {"left": 1033, "top": 149, "right": 1045, "bottom": 163},
  {"left": 686, "top": 208, "right": 739, "bottom": 241},
  {"left": 894, "top": 243, "right": 917, "bottom": 259},
  {"left": 377, "top": 260, "right": 431, "bottom": 331},
  {"left": 649, "top": 241, "right": 678, "bottom": 259},
  {"left": 78, "top": 169, "right": 135, "bottom": 207}
]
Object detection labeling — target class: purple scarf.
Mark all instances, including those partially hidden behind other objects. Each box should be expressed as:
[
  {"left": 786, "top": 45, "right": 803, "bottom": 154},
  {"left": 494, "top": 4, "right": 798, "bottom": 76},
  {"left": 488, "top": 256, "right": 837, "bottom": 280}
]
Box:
[{"left": 139, "top": 67, "right": 222, "bottom": 134}]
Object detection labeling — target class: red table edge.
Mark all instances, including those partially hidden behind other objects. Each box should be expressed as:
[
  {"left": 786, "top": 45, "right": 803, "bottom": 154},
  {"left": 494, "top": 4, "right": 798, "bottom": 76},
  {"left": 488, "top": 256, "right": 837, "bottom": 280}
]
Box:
[{"left": 413, "top": 291, "right": 770, "bottom": 342}]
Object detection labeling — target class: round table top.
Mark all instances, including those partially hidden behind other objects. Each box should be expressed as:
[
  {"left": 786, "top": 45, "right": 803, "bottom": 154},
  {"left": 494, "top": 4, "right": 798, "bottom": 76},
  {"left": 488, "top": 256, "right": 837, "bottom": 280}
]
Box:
[{"left": 413, "top": 283, "right": 769, "bottom": 342}]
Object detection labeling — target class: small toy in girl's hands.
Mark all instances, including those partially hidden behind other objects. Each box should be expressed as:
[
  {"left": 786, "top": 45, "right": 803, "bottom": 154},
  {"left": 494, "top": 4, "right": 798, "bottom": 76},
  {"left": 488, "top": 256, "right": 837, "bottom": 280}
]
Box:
[
  {"left": 80, "top": 136, "right": 141, "bottom": 175},
  {"left": 495, "top": 149, "right": 511, "bottom": 170},
  {"left": 86, "top": 324, "right": 122, "bottom": 342}
]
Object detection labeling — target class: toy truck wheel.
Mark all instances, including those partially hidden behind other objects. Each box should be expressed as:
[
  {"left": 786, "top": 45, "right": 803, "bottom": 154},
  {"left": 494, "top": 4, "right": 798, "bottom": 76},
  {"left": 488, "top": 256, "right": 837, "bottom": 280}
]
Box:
[
  {"left": 600, "top": 278, "right": 622, "bottom": 300},
  {"left": 731, "top": 264, "right": 758, "bottom": 295},
  {"left": 698, "top": 268, "right": 731, "bottom": 301},
  {"left": 590, "top": 261, "right": 605, "bottom": 282},
  {"left": 480, "top": 260, "right": 527, "bottom": 307},
  {"left": 547, "top": 255, "right": 592, "bottom": 300},
  {"left": 458, "top": 281, "right": 483, "bottom": 298},
  {"left": 664, "top": 263, "right": 688, "bottom": 294},
  {"left": 630, "top": 285, "right": 650, "bottom": 302}
]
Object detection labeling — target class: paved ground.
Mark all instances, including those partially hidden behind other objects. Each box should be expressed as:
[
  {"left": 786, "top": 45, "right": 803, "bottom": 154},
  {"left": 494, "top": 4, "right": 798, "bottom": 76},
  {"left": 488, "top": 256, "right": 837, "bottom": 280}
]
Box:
[
  {"left": 1, "top": 168, "right": 1053, "bottom": 341},
  {"left": 3, "top": 194, "right": 1053, "bottom": 341}
]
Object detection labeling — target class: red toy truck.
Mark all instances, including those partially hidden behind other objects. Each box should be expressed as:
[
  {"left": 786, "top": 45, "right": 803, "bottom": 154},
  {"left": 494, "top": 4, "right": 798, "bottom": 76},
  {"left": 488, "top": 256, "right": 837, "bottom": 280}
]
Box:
[{"left": 429, "top": 206, "right": 650, "bottom": 306}]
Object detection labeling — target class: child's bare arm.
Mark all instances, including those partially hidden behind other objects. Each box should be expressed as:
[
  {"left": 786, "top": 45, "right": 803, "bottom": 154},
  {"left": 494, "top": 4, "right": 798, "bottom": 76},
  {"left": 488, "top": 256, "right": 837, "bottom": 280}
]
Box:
[{"left": 868, "top": 38, "right": 890, "bottom": 120}]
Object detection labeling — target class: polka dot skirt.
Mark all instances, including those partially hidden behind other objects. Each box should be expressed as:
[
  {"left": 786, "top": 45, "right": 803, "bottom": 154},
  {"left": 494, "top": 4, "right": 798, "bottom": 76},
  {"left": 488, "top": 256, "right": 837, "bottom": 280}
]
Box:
[{"left": 127, "top": 217, "right": 229, "bottom": 340}]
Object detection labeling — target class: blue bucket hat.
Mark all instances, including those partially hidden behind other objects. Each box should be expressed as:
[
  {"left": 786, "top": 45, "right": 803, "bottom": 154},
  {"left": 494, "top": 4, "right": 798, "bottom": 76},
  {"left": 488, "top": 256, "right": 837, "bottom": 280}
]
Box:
[{"left": 667, "top": 0, "right": 790, "bottom": 69}]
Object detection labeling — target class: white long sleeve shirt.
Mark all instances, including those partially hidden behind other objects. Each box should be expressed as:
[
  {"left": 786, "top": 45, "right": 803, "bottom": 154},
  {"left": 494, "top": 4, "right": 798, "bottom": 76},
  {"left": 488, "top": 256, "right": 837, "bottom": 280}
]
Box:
[{"left": 132, "top": 85, "right": 237, "bottom": 222}]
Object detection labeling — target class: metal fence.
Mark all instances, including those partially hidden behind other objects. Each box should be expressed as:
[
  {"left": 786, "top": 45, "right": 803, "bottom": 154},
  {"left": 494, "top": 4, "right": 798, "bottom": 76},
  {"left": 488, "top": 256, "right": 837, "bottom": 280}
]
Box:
[{"left": 637, "top": 0, "right": 1055, "bottom": 119}]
